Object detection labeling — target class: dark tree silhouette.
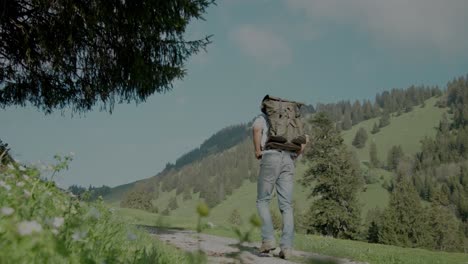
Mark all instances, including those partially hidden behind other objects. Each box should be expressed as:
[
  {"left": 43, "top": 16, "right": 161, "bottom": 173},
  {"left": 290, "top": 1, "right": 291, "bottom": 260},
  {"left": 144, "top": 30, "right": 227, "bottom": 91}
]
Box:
[{"left": 0, "top": 0, "right": 215, "bottom": 113}]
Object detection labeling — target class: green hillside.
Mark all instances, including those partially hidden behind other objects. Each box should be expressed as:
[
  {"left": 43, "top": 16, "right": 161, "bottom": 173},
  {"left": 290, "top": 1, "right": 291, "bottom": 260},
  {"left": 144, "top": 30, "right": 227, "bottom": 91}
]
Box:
[
  {"left": 342, "top": 97, "right": 446, "bottom": 162},
  {"left": 104, "top": 181, "right": 138, "bottom": 205},
  {"left": 110, "top": 97, "right": 448, "bottom": 228}
]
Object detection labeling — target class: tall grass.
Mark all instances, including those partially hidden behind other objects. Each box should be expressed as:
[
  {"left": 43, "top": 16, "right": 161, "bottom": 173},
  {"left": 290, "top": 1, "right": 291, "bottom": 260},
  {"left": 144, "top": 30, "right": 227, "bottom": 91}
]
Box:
[{"left": 0, "top": 158, "right": 187, "bottom": 263}]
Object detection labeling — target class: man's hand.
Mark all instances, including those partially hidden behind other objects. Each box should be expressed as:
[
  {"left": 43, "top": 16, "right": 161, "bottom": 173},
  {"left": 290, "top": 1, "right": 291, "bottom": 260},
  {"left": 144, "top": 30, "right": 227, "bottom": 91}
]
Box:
[
  {"left": 255, "top": 150, "right": 263, "bottom": 160},
  {"left": 296, "top": 134, "right": 309, "bottom": 157}
]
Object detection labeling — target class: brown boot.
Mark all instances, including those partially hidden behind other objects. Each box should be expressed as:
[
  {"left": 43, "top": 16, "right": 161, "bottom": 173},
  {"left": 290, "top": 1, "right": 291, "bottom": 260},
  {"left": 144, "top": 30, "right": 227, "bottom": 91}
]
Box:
[
  {"left": 279, "top": 248, "right": 292, "bottom": 259},
  {"left": 259, "top": 240, "right": 276, "bottom": 253}
]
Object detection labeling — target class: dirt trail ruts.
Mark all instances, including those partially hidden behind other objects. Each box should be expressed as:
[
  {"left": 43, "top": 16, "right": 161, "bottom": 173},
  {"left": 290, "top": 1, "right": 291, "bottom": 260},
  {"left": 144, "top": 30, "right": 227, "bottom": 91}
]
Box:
[{"left": 139, "top": 226, "right": 368, "bottom": 264}]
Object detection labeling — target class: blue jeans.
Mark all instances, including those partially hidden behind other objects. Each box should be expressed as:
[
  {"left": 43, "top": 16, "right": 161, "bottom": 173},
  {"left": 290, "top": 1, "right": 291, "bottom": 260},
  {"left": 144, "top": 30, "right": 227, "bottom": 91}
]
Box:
[{"left": 256, "top": 150, "right": 295, "bottom": 249}]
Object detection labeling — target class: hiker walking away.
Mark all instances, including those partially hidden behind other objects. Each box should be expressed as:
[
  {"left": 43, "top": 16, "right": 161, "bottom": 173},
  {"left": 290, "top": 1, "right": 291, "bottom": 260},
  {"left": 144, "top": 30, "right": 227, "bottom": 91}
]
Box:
[{"left": 252, "top": 95, "right": 308, "bottom": 259}]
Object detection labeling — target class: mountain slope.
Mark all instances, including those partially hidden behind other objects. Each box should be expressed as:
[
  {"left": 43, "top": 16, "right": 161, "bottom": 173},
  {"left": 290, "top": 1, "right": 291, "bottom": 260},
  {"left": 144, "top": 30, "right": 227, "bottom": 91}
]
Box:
[{"left": 107, "top": 97, "right": 448, "bottom": 227}]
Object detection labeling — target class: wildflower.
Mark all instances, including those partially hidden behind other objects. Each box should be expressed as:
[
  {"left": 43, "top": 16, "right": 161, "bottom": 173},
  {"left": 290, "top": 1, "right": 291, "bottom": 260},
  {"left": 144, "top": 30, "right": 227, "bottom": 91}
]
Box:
[
  {"left": 0, "top": 181, "right": 11, "bottom": 191},
  {"left": 87, "top": 207, "right": 101, "bottom": 219},
  {"left": 1, "top": 207, "right": 14, "bottom": 216},
  {"left": 17, "top": 220, "right": 43, "bottom": 236},
  {"left": 24, "top": 190, "right": 31, "bottom": 198},
  {"left": 72, "top": 230, "right": 87, "bottom": 241},
  {"left": 51, "top": 229, "right": 59, "bottom": 235},
  {"left": 52, "top": 217, "right": 64, "bottom": 228},
  {"left": 16, "top": 181, "right": 25, "bottom": 187},
  {"left": 22, "top": 174, "right": 29, "bottom": 181},
  {"left": 19, "top": 166, "right": 26, "bottom": 172}
]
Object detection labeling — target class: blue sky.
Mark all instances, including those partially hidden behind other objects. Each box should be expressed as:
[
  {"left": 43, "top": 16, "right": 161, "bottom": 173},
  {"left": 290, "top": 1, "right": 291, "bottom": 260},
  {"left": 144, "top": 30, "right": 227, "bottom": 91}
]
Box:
[{"left": 1, "top": 0, "right": 468, "bottom": 188}]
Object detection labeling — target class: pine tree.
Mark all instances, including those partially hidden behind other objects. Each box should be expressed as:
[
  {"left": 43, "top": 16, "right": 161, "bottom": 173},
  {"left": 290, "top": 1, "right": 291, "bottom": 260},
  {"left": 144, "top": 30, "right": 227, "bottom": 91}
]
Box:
[
  {"left": 342, "top": 112, "right": 352, "bottom": 130},
  {"left": 379, "top": 112, "right": 391, "bottom": 128},
  {"left": 371, "top": 122, "right": 380, "bottom": 134},
  {"left": 365, "top": 207, "right": 383, "bottom": 243},
  {"left": 302, "top": 113, "right": 363, "bottom": 239},
  {"left": 387, "top": 145, "right": 404, "bottom": 170},
  {"left": 429, "top": 189, "right": 464, "bottom": 251},
  {"left": 351, "top": 101, "right": 363, "bottom": 125},
  {"left": 379, "top": 170, "right": 433, "bottom": 248},
  {"left": 352, "top": 127, "right": 368, "bottom": 148},
  {"left": 0, "top": 0, "right": 215, "bottom": 114},
  {"left": 369, "top": 141, "right": 380, "bottom": 168}
]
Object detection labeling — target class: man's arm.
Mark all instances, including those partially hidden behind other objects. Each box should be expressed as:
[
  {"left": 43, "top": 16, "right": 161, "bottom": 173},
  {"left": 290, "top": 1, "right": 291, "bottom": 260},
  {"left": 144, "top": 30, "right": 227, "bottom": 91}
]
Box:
[{"left": 253, "top": 125, "right": 263, "bottom": 159}]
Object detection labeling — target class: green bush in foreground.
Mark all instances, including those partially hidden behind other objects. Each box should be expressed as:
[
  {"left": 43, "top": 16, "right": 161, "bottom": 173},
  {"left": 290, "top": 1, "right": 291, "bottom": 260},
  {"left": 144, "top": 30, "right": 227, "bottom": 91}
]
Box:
[{"left": 0, "top": 158, "right": 186, "bottom": 263}]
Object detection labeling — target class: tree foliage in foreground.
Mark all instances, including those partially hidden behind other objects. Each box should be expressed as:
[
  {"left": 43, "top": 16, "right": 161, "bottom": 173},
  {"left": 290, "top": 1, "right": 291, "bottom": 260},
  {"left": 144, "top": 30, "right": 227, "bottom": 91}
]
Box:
[
  {"left": 301, "top": 113, "right": 363, "bottom": 239},
  {"left": 0, "top": 0, "right": 215, "bottom": 113}
]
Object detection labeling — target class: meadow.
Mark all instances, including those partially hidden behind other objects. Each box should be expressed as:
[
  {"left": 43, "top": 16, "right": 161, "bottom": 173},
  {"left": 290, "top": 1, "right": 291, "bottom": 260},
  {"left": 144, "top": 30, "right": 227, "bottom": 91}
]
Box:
[
  {"left": 0, "top": 158, "right": 188, "bottom": 263},
  {"left": 117, "top": 206, "right": 468, "bottom": 264}
]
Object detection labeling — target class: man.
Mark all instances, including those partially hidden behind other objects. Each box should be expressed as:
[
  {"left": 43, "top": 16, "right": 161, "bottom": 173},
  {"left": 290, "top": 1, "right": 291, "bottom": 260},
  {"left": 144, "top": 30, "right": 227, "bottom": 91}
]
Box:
[{"left": 252, "top": 97, "right": 308, "bottom": 259}]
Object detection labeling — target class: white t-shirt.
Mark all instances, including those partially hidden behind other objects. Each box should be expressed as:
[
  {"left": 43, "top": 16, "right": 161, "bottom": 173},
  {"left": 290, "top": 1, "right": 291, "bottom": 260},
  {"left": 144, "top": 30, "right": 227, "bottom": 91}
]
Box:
[{"left": 252, "top": 114, "right": 269, "bottom": 150}]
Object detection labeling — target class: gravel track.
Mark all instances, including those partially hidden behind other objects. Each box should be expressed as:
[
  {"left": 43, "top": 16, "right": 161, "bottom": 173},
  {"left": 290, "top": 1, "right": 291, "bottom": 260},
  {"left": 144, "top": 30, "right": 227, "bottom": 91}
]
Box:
[{"left": 138, "top": 225, "right": 368, "bottom": 264}]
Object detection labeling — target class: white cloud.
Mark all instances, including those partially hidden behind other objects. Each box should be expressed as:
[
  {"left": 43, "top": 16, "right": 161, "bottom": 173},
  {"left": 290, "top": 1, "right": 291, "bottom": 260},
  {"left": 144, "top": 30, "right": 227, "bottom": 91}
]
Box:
[
  {"left": 286, "top": 0, "right": 468, "bottom": 56},
  {"left": 230, "top": 25, "right": 292, "bottom": 67}
]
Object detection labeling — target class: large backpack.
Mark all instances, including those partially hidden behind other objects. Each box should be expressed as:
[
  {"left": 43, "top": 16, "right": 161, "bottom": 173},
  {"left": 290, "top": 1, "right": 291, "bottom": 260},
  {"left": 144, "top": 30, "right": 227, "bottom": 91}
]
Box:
[{"left": 262, "top": 95, "right": 307, "bottom": 152}]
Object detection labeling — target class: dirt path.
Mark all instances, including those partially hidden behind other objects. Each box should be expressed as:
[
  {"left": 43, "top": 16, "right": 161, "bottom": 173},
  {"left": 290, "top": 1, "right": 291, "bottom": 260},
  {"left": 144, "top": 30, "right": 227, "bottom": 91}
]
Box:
[{"left": 139, "top": 226, "right": 368, "bottom": 264}]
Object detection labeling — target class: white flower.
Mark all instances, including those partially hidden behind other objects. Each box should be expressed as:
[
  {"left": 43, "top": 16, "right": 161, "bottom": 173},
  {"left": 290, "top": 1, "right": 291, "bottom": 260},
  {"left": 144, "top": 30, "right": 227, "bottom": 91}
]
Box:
[
  {"left": 0, "top": 181, "right": 11, "bottom": 191},
  {"left": 72, "top": 230, "right": 87, "bottom": 241},
  {"left": 24, "top": 190, "right": 31, "bottom": 198},
  {"left": 52, "top": 217, "right": 64, "bottom": 228},
  {"left": 16, "top": 181, "right": 25, "bottom": 187},
  {"left": 17, "top": 220, "right": 42, "bottom": 236},
  {"left": 51, "top": 229, "right": 59, "bottom": 235},
  {"left": 7, "top": 164, "right": 15, "bottom": 170},
  {"left": 22, "top": 174, "right": 29, "bottom": 181},
  {"left": 1, "top": 207, "right": 14, "bottom": 216},
  {"left": 87, "top": 207, "right": 101, "bottom": 219},
  {"left": 19, "top": 166, "right": 26, "bottom": 171}
]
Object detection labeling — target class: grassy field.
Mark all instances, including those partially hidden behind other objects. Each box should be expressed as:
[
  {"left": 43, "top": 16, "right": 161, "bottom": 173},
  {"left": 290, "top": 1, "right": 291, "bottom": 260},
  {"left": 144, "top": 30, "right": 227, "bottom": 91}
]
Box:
[
  {"left": 341, "top": 97, "right": 446, "bottom": 162},
  {"left": 116, "top": 207, "right": 468, "bottom": 264},
  {"left": 0, "top": 161, "right": 189, "bottom": 263}
]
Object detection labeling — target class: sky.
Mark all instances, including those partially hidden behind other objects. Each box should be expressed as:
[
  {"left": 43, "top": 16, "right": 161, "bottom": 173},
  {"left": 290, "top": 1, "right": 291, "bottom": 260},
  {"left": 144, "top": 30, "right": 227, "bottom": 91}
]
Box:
[{"left": 1, "top": 0, "right": 468, "bottom": 188}]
